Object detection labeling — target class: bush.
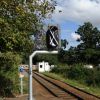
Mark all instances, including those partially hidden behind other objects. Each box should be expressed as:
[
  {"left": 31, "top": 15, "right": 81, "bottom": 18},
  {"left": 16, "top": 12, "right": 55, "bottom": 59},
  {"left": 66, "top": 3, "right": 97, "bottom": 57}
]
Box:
[
  {"left": 51, "top": 63, "right": 100, "bottom": 87},
  {"left": 51, "top": 64, "right": 69, "bottom": 77},
  {"left": 67, "top": 64, "right": 84, "bottom": 80},
  {"left": 94, "top": 69, "right": 100, "bottom": 86},
  {"left": 0, "top": 52, "right": 22, "bottom": 97}
]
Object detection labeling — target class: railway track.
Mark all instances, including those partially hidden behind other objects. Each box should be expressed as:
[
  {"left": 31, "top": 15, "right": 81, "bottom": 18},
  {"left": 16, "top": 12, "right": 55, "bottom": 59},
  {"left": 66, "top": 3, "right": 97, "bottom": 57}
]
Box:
[{"left": 32, "top": 72, "right": 100, "bottom": 100}]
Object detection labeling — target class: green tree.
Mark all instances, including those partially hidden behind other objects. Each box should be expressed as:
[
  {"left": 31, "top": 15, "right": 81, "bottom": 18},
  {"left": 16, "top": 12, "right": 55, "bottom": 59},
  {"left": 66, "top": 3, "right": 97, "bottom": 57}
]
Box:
[
  {"left": 61, "top": 39, "right": 68, "bottom": 49},
  {"left": 0, "top": 0, "right": 55, "bottom": 53},
  {"left": 76, "top": 22, "right": 100, "bottom": 49},
  {"left": 0, "top": 0, "right": 56, "bottom": 96},
  {"left": 75, "top": 22, "right": 100, "bottom": 64}
]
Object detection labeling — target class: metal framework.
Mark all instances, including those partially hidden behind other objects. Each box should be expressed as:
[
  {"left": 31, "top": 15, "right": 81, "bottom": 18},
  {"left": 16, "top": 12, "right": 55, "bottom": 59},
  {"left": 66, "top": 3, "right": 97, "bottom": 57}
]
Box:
[{"left": 29, "top": 50, "right": 58, "bottom": 100}]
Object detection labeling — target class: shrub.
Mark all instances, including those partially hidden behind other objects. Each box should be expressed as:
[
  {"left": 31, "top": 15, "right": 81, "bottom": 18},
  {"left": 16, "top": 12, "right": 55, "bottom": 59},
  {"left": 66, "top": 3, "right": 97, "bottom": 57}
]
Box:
[
  {"left": 51, "top": 63, "right": 100, "bottom": 87},
  {"left": 67, "top": 64, "right": 85, "bottom": 80},
  {"left": 0, "top": 52, "right": 22, "bottom": 97}
]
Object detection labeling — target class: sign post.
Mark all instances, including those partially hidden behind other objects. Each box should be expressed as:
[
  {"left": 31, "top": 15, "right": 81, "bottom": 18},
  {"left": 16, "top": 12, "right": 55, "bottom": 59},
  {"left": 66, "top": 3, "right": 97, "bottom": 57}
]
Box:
[
  {"left": 20, "top": 77, "right": 23, "bottom": 95},
  {"left": 19, "top": 66, "right": 24, "bottom": 95}
]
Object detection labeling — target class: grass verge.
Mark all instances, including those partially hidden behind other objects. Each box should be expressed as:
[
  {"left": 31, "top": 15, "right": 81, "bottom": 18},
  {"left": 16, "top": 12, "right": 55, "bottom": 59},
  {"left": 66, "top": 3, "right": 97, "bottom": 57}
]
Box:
[{"left": 43, "top": 72, "right": 100, "bottom": 97}]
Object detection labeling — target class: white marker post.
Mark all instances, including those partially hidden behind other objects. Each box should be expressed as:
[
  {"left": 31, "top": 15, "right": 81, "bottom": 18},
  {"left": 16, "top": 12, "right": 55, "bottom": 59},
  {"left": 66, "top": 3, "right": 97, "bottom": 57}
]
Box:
[
  {"left": 20, "top": 77, "right": 23, "bottom": 95},
  {"left": 19, "top": 67, "right": 24, "bottom": 95},
  {"left": 29, "top": 50, "right": 58, "bottom": 100}
]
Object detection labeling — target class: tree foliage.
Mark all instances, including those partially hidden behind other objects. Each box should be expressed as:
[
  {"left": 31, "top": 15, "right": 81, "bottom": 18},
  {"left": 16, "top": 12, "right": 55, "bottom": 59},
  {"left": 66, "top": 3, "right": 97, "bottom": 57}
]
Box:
[
  {"left": 76, "top": 22, "right": 100, "bottom": 49},
  {"left": 58, "top": 22, "right": 100, "bottom": 65},
  {"left": 61, "top": 39, "right": 68, "bottom": 49},
  {"left": 75, "top": 22, "right": 100, "bottom": 64},
  {"left": 0, "top": 0, "right": 55, "bottom": 53},
  {"left": 0, "top": 0, "right": 56, "bottom": 96}
]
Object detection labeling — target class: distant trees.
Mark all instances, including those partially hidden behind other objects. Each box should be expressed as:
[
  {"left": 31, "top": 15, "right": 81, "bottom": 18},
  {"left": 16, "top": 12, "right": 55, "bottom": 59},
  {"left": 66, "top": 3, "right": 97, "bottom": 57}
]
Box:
[
  {"left": 76, "top": 22, "right": 100, "bottom": 49},
  {"left": 75, "top": 22, "right": 100, "bottom": 64},
  {"left": 61, "top": 39, "right": 68, "bottom": 49},
  {"left": 58, "top": 22, "right": 100, "bottom": 65}
]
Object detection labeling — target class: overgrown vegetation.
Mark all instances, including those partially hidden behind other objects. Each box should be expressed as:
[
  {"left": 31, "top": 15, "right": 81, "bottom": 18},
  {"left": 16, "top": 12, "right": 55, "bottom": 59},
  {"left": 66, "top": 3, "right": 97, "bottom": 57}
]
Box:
[
  {"left": 0, "top": 0, "right": 56, "bottom": 97},
  {"left": 0, "top": 52, "right": 22, "bottom": 97},
  {"left": 51, "top": 64, "right": 100, "bottom": 87}
]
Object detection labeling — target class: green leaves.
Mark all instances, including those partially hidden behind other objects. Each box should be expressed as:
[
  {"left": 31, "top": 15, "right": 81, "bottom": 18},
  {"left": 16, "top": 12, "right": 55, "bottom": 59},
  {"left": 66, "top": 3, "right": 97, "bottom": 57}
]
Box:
[
  {"left": 76, "top": 22, "right": 100, "bottom": 49},
  {"left": 61, "top": 39, "right": 68, "bottom": 49},
  {"left": 0, "top": 0, "right": 56, "bottom": 96},
  {"left": 0, "top": 0, "right": 55, "bottom": 53}
]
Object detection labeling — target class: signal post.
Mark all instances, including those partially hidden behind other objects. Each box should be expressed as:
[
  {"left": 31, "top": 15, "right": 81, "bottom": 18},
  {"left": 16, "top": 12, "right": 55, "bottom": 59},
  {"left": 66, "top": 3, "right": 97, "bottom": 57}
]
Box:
[{"left": 29, "top": 25, "right": 60, "bottom": 100}]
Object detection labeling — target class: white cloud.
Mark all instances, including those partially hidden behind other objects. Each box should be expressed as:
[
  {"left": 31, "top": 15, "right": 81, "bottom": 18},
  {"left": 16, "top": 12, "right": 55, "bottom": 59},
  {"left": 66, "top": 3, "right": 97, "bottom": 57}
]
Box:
[
  {"left": 52, "top": 0, "right": 100, "bottom": 26},
  {"left": 71, "top": 33, "right": 80, "bottom": 40}
]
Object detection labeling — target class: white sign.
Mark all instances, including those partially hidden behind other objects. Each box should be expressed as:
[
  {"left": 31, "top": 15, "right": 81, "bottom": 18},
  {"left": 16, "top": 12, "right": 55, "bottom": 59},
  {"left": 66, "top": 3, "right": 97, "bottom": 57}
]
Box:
[{"left": 19, "top": 72, "right": 24, "bottom": 78}]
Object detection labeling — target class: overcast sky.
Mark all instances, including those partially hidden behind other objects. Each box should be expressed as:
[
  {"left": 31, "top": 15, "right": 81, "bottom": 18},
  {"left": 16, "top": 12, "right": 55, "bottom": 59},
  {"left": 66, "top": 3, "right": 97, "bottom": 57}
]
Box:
[
  {"left": 53, "top": 0, "right": 100, "bottom": 26},
  {"left": 46, "top": 0, "right": 100, "bottom": 49}
]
